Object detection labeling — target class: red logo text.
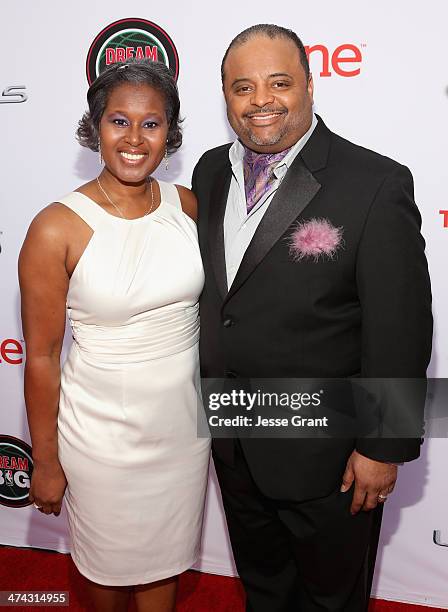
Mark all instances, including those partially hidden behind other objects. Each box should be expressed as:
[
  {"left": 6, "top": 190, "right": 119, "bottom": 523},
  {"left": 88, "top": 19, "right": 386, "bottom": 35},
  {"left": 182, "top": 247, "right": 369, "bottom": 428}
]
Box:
[
  {"left": 305, "top": 44, "right": 363, "bottom": 77},
  {"left": 0, "top": 339, "right": 24, "bottom": 365},
  {"left": 0, "top": 456, "right": 29, "bottom": 470},
  {"left": 105, "top": 46, "right": 158, "bottom": 65},
  {"left": 439, "top": 210, "right": 448, "bottom": 228}
]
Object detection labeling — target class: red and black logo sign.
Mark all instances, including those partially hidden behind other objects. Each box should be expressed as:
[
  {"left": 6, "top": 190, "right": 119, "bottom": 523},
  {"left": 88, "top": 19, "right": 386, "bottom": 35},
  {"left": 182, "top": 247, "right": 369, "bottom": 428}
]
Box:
[
  {"left": 0, "top": 435, "right": 33, "bottom": 508},
  {"left": 86, "top": 18, "right": 179, "bottom": 85}
]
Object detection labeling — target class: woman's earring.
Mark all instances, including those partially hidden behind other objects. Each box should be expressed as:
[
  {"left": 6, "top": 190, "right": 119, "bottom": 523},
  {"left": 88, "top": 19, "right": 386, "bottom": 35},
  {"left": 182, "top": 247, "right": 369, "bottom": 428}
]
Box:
[
  {"left": 99, "top": 142, "right": 103, "bottom": 165},
  {"left": 164, "top": 148, "right": 169, "bottom": 171}
]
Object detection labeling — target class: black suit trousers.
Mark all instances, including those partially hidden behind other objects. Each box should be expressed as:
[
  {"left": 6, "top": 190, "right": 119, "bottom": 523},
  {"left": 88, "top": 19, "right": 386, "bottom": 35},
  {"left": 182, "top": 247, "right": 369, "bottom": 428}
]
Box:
[{"left": 214, "top": 440, "right": 383, "bottom": 612}]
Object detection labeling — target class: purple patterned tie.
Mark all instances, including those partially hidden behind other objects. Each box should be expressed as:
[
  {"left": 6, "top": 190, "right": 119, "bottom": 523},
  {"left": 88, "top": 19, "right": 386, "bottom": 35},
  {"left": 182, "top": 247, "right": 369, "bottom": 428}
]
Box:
[{"left": 243, "top": 146, "right": 291, "bottom": 213}]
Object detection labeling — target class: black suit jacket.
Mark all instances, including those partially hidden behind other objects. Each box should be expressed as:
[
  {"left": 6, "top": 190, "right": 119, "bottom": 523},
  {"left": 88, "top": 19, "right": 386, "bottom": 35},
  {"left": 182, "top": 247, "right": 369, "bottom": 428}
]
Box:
[{"left": 192, "top": 116, "right": 432, "bottom": 501}]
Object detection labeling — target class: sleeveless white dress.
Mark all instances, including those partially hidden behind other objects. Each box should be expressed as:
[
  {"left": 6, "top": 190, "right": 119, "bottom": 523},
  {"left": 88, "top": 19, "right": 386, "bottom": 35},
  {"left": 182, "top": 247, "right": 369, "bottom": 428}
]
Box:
[{"left": 57, "top": 181, "right": 210, "bottom": 586}]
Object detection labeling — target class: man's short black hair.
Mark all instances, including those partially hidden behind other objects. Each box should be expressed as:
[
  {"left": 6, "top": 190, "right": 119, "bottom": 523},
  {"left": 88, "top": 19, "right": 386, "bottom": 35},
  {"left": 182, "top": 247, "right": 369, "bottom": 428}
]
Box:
[
  {"left": 221, "top": 24, "right": 310, "bottom": 83},
  {"left": 77, "top": 58, "right": 182, "bottom": 154}
]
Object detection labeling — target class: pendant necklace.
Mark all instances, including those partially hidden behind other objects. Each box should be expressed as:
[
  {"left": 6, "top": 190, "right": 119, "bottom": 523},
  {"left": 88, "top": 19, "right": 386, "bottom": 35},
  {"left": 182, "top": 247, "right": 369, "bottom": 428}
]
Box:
[{"left": 96, "top": 177, "right": 155, "bottom": 219}]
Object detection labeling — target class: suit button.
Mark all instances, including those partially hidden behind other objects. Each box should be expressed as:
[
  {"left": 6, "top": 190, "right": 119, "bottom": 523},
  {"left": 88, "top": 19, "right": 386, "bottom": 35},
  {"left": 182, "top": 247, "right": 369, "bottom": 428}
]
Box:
[
  {"left": 223, "top": 318, "right": 234, "bottom": 328},
  {"left": 224, "top": 370, "right": 237, "bottom": 378}
]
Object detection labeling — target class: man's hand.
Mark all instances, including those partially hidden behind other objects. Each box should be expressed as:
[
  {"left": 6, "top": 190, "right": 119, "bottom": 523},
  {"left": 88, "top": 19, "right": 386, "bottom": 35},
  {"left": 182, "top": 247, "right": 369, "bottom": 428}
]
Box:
[{"left": 340, "top": 450, "right": 397, "bottom": 515}]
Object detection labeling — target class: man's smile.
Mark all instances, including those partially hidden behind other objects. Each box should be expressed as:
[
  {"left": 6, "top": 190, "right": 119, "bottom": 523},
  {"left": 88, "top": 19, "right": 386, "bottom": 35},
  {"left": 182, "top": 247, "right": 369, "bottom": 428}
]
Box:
[{"left": 245, "top": 110, "right": 287, "bottom": 127}]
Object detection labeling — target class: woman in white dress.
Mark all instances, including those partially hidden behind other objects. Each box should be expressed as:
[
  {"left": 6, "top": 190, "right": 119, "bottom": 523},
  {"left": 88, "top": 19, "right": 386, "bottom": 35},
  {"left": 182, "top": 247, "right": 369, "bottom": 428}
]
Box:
[{"left": 19, "top": 60, "right": 210, "bottom": 611}]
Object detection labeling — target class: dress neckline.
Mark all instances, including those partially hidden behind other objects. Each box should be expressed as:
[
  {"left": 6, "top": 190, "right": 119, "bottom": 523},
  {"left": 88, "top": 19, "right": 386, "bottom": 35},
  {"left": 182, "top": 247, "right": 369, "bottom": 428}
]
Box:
[{"left": 73, "top": 186, "right": 165, "bottom": 223}]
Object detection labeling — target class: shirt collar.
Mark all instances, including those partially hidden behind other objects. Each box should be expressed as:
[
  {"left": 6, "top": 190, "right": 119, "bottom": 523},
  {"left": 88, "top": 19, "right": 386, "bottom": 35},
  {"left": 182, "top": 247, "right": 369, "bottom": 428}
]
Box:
[{"left": 229, "top": 113, "right": 318, "bottom": 172}]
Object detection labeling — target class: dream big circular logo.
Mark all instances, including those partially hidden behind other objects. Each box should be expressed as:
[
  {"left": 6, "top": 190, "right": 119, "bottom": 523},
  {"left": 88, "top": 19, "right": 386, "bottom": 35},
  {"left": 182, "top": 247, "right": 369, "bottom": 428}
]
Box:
[
  {"left": 86, "top": 18, "right": 179, "bottom": 84},
  {"left": 0, "top": 435, "right": 33, "bottom": 508}
]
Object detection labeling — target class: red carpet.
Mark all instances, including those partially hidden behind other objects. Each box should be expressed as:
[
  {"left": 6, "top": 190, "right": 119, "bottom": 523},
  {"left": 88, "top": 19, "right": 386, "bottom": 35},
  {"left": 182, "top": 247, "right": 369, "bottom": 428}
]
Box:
[{"left": 0, "top": 547, "right": 444, "bottom": 611}]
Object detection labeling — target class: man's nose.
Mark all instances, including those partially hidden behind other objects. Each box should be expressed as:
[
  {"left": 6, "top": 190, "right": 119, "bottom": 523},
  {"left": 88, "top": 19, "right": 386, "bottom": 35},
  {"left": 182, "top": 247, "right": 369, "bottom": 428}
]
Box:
[{"left": 250, "top": 84, "right": 275, "bottom": 108}]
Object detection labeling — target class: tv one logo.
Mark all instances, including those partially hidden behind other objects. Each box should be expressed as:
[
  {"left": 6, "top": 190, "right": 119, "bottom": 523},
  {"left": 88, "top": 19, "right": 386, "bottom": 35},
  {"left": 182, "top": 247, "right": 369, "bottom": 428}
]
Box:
[
  {"left": 305, "top": 43, "right": 364, "bottom": 77},
  {"left": 0, "top": 339, "right": 24, "bottom": 365}
]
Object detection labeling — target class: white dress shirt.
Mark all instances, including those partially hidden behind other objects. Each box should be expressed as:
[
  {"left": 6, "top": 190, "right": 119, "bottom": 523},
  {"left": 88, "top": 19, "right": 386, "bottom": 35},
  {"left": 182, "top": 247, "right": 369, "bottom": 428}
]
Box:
[{"left": 224, "top": 114, "right": 318, "bottom": 288}]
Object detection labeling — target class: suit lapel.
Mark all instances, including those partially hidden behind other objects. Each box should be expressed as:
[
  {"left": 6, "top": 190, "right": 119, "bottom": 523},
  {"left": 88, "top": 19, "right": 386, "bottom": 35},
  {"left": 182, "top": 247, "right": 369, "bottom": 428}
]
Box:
[
  {"left": 208, "top": 163, "right": 232, "bottom": 299},
  {"left": 224, "top": 116, "right": 331, "bottom": 304},
  {"left": 225, "top": 155, "right": 321, "bottom": 303},
  {"left": 205, "top": 117, "right": 331, "bottom": 304}
]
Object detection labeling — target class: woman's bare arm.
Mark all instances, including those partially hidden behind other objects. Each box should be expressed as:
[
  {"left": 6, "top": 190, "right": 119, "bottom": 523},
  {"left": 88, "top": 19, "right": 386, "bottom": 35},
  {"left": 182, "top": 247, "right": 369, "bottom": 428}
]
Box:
[{"left": 18, "top": 204, "right": 70, "bottom": 515}]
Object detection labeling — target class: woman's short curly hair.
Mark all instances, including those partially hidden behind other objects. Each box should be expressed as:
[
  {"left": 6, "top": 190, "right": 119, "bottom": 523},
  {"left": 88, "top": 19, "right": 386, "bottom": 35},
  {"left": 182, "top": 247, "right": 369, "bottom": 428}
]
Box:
[{"left": 76, "top": 59, "right": 182, "bottom": 154}]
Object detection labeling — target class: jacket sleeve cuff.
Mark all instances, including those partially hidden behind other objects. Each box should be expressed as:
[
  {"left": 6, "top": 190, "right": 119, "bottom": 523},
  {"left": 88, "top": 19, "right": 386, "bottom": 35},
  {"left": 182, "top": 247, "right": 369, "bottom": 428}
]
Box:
[{"left": 355, "top": 437, "right": 423, "bottom": 463}]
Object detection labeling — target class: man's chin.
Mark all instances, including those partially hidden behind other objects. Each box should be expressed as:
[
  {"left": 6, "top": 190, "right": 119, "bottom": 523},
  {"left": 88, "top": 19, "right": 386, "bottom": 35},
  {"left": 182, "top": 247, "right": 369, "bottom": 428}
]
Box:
[
  {"left": 247, "top": 131, "right": 282, "bottom": 147},
  {"left": 242, "top": 134, "right": 287, "bottom": 153}
]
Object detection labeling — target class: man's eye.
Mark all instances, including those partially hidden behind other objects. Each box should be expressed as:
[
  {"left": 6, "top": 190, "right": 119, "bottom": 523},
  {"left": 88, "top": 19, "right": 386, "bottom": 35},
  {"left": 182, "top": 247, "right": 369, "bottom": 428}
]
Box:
[
  {"left": 273, "top": 81, "right": 288, "bottom": 88},
  {"left": 236, "top": 86, "right": 252, "bottom": 94}
]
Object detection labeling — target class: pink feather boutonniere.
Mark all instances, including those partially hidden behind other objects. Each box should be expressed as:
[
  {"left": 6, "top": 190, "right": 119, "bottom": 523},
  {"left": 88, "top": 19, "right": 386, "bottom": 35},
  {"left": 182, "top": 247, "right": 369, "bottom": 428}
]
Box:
[{"left": 289, "top": 218, "right": 344, "bottom": 262}]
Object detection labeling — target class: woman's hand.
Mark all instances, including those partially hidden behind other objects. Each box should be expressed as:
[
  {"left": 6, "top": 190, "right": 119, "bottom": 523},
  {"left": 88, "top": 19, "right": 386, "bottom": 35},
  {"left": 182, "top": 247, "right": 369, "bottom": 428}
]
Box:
[{"left": 29, "top": 460, "right": 67, "bottom": 516}]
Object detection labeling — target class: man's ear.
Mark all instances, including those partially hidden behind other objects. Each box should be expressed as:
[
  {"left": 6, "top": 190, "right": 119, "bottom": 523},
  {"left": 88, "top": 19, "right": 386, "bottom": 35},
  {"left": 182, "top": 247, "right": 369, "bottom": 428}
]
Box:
[{"left": 308, "top": 74, "right": 314, "bottom": 104}]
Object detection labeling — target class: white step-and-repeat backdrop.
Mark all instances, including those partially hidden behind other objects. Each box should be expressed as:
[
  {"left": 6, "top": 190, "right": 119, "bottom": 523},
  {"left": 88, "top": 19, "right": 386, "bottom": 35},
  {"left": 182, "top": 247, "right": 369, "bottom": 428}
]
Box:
[{"left": 1, "top": 1, "right": 447, "bottom": 607}]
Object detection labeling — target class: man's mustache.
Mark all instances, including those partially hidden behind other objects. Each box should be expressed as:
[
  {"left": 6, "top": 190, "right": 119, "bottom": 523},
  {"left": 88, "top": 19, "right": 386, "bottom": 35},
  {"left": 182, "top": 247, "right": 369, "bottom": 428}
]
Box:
[{"left": 244, "top": 107, "right": 288, "bottom": 118}]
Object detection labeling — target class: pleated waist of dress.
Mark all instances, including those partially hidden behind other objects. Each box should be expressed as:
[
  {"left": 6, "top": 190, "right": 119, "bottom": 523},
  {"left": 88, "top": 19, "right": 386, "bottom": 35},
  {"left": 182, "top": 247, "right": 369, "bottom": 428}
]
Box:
[{"left": 69, "top": 305, "right": 200, "bottom": 364}]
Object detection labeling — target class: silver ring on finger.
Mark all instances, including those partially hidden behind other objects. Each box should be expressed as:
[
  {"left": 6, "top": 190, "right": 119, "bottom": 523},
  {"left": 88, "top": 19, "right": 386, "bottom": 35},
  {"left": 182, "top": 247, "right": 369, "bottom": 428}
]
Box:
[
  {"left": 33, "top": 502, "right": 43, "bottom": 509},
  {"left": 378, "top": 494, "right": 388, "bottom": 502}
]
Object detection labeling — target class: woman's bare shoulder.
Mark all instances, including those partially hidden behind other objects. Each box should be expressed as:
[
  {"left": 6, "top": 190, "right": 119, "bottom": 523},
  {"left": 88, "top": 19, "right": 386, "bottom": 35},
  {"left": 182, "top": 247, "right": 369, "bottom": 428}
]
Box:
[
  {"left": 175, "top": 185, "right": 197, "bottom": 222},
  {"left": 28, "top": 180, "right": 96, "bottom": 237},
  {"left": 24, "top": 193, "right": 89, "bottom": 250},
  {"left": 27, "top": 202, "right": 72, "bottom": 236},
  {"left": 19, "top": 204, "right": 70, "bottom": 273}
]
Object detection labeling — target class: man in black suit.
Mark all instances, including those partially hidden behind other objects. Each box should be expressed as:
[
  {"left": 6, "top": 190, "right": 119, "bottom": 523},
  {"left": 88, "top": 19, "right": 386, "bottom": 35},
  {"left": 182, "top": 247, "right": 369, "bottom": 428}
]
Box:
[{"left": 192, "top": 24, "right": 432, "bottom": 611}]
